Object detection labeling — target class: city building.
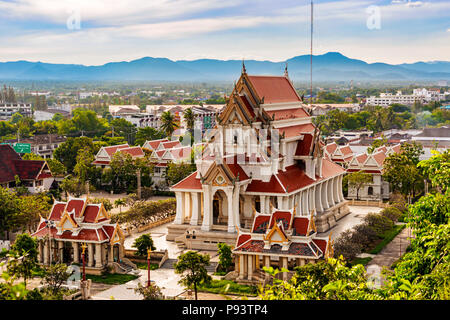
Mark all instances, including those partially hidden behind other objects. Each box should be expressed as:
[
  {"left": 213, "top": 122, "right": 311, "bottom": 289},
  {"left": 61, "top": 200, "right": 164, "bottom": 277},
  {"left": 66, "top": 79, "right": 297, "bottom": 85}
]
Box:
[
  {"left": 366, "top": 88, "right": 449, "bottom": 107},
  {"left": 31, "top": 196, "right": 130, "bottom": 275},
  {"left": 324, "top": 143, "right": 354, "bottom": 167},
  {"left": 412, "top": 125, "right": 450, "bottom": 148},
  {"left": 0, "top": 144, "right": 54, "bottom": 193},
  {"left": 167, "top": 69, "right": 349, "bottom": 251},
  {"left": 109, "top": 105, "right": 141, "bottom": 116},
  {"left": 0, "top": 103, "right": 32, "bottom": 120}
]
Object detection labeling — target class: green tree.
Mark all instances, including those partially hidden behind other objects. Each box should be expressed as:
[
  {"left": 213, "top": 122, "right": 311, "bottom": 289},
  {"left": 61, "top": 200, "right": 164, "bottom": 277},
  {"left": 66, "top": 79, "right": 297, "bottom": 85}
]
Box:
[
  {"left": 217, "top": 243, "right": 233, "bottom": 273},
  {"left": 135, "top": 127, "right": 166, "bottom": 146},
  {"left": 8, "top": 234, "right": 38, "bottom": 288},
  {"left": 114, "top": 198, "right": 126, "bottom": 214},
  {"left": 165, "top": 161, "right": 195, "bottom": 186},
  {"left": 418, "top": 149, "right": 449, "bottom": 194},
  {"left": 41, "top": 263, "right": 73, "bottom": 296},
  {"left": 174, "top": 251, "right": 211, "bottom": 300},
  {"left": 0, "top": 187, "right": 20, "bottom": 240},
  {"left": 346, "top": 171, "right": 373, "bottom": 200},
  {"left": 132, "top": 234, "right": 156, "bottom": 257},
  {"left": 134, "top": 282, "right": 164, "bottom": 300},
  {"left": 160, "top": 111, "right": 178, "bottom": 137},
  {"left": 183, "top": 108, "right": 195, "bottom": 134},
  {"left": 53, "top": 136, "right": 95, "bottom": 173},
  {"left": 383, "top": 153, "right": 424, "bottom": 203}
]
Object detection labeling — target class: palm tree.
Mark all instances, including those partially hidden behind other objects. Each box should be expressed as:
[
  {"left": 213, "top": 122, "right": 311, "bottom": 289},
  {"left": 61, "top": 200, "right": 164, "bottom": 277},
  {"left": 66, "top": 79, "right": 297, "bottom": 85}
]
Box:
[
  {"left": 183, "top": 108, "right": 195, "bottom": 133},
  {"left": 114, "top": 198, "right": 126, "bottom": 214},
  {"left": 160, "top": 111, "right": 178, "bottom": 138}
]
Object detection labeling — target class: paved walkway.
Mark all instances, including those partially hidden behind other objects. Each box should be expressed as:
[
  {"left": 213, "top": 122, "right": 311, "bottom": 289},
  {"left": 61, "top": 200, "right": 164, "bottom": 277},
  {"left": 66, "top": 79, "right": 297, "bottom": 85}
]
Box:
[{"left": 366, "top": 225, "right": 412, "bottom": 270}]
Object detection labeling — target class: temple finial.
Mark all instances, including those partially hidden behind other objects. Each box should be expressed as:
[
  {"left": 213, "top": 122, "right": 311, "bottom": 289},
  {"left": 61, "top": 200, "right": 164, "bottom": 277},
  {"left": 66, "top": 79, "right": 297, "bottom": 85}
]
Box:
[
  {"left": 242, "top": 59, "right": 247, "bottom": 74},
  {"left": 284, "top": 62, "right": 289, "bottom": 77}
]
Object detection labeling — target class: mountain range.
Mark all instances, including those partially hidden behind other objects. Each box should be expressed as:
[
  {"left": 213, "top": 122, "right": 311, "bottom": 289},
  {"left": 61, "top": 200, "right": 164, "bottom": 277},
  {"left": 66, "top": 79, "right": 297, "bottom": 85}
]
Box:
[{"left": 0, "top": 52, "right": 449, "bottom": 82}]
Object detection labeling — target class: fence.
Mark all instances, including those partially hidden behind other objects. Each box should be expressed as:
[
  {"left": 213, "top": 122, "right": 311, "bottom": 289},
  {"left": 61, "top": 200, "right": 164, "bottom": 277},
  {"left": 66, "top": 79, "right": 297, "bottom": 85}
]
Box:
[
  {"left": 349, "top": 199, "right": 389, "bottom": 208},
  {"left": 124, "top": 215, "right": 176, "bottom": 237}
]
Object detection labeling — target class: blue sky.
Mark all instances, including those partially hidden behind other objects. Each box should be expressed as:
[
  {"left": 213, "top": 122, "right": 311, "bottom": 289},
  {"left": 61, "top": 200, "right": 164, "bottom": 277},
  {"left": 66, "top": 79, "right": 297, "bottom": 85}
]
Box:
[{"left": 0, "top": 0, "right": 448, "bottom": 65}]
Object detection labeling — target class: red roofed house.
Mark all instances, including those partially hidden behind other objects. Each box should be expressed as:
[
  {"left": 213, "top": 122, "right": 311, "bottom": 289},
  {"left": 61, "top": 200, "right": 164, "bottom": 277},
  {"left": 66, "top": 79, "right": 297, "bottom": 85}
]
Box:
[
  {"left": 31, "top": 196, "right": 131, "bottom": 275},
  {"left": 144, "top": 138, "right": 191, "bottom": 189},
  {"left": 346, "top": 144, "right": 401, "bottom": 200},
  {"left": 0, "top": 144, "right": 54, "bottom": 193},
  {"left": 167, "top": 67, "right": 349, "bottom": 255},
  {"left": 232, "top": 206, "right": 332, "bottom": 283},
  {"left": 92, "top": 144, "right": 144, "bottom": 168}
]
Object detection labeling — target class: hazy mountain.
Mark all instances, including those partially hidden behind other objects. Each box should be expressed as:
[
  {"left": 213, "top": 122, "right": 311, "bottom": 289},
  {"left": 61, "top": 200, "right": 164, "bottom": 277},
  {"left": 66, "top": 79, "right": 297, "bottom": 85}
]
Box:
[{"left": 0, "top": 52, "right": 449, "bottom": 82}]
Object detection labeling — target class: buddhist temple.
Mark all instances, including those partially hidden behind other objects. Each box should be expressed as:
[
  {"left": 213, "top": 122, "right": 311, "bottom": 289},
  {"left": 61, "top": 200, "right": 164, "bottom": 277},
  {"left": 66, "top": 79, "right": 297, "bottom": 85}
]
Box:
[{"left": 167, "top": 67, "right": 349, "bottom": 251}]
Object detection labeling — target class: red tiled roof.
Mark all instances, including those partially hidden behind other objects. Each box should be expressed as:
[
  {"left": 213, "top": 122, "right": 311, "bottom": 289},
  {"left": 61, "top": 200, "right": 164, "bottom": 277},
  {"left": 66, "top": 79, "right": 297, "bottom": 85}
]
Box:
[
  {"left": 247, "top": 75, "right": 301, "bottom": 104},
  {"left": 266, "top": 108, "right": 309, "bottom": 121},
  {"left": 0, "top": 145, "right": 50, "bottom": 183},
  {"left": 340, "top": 146, "right": 353, "bottom": 156},
  {"left": 321, "top": 159, "right": 345, "bottom": 178},
  {"left": 119, "top": 146, "right": 144, "bottom": 157},
  {"left": 252, "top": 215, "right": 271, "bottom": 233},
  {"left": 276, "top": 165, "right": 315, "bottom": 193},
  {"left": 104, "top": 144, "right": 129, "bottom": 157},
  {"left": 171, "top": 171, "right": 202, "bottom": 190},
  {"left": 325, "top": 143, "right": 338, "bottom": 155},
  {"left": 269, "top": 211, "right": 292, "bottom": 229},
  {"left": 356, "top": 154, "right": 368, "bottom": 164},
  {"left": 292, "top": 217, "right": 310, "bottom": 236},
  {"left": 66, "top": 199, "right": 85, "bottom": 218},
  {"left": 170, "top": 147, "right": 191, "bottom": 160},
  {"left": 103, "top": 225, "right": 116, "bottom": 239},
  {"left": 372, "top": 152, "right": 387, "bottom": 166},
  {"left": 246, "top": 175, "right": 286, "bottom": 193},
  {"left": 295, "top": 134, "right": 313, "bottom": 156},
  {"left": 236, "top": 234, "right": 252, "bottom": 247},
  {"left": 162, "top": 141, "right": 182, "bottom": 149},
  {"left": 48, "top": 203, "right": 66, "bottom": 221},
  {"left": 146, "top": 139, "right": 169, "bottom": 150},
  {"left": 83, "top": 205, "right": 101, "bottom": 223},
  {"left": 312, "top": 239, "right": 327, "bottom": 254},
  {"left": 278, "top": 123, "right": 315, "bottom": 138},
  {"left": 93, "top": 160, "right": 110, "bottom": 165},
  {"left": 225, "top": 160, "right": 249, "bottom": 181}
]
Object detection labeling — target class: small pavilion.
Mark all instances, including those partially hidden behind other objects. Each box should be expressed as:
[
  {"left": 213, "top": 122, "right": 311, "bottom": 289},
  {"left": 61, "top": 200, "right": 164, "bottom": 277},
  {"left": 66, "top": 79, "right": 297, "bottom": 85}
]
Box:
[{"left": 32, "top": 196, "right": 128, "bottom": 275}]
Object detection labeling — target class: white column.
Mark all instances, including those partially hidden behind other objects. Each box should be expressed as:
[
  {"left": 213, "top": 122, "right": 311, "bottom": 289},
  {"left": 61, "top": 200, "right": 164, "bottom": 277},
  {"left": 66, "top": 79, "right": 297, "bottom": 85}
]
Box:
[
  {"left": 227, "top": 188, "right": 235, "bottom": 233},
  {"left": 233, "top": 186, "right": 240, "bottom": 230},
  {"left": 329, "top": 178, "right": 335, "bottom": 207},
  {"left": 73, "top": 242, "right": 79, "bottom": 264},
  {"left": 43, "top": 241, "right": 49, "bottom": 264},
  {"left": 88, "top": 243, "right": 94, "bottom": 267},
  {"left": 277, "top": 196, "right": 283, "bottom": 210},
  {"left": 322, "top": 181, "right": 329, "bottom": 210},
  {"left": 184, "top": 192, "right": 191, "bottom": 223},
  {"left": 316, "top": 182, "right": 324, "bottom": 212},
  {"left": 310, "top": 186, "right": 316, "bottom": 213},
  {"left": 95, "top": 243, "right": 102, "bottom": 268},
  {"left": 174, "top": 192, "right": 184, "bottom": 224},
  {"left": 333, "top": 177, "right": 339, "bottom": 204},
  {"left": 305, "top": 189, "right": 310, "bottom": 215},
  {"left": 338, "top": 175, "right": 345, "bottom": 202},
  {"left": 239, "top": 255, "right": 246, "bottom": 279},
  {"left": 260, "top": 195, "right": 266, "bottom": 214},
  {"left": 201, "top": 185, "right": 212, "bottom": 231},
  {"left": 248, "top": 254, "right": 254, "bottom": 280},
  {"left": 190, "top": 192, "right": 200, "bottom": 225}
]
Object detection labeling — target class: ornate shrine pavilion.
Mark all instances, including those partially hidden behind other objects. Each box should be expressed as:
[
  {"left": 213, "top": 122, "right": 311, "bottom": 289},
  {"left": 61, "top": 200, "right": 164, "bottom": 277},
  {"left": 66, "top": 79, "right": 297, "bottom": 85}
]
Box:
[
  {"left": 167, "top": 66, "right": 349, "bottom": 252},
  {"left": 32, "top": 196, "right": 130, "bottom": 275}
]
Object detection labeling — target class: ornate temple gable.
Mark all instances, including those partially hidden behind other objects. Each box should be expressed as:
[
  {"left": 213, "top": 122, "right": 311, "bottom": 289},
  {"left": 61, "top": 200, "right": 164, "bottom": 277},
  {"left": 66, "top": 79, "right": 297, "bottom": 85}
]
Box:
[
  {"left": 306, "top": 211, "right": 317, "bottom": 235},
  {"left": 109, "top": 225, "right": 124, "bottom": 245},
  {"left": 218, "top": 94, "right": 252, "bottom": 126},
  {"left": 264, "top": 221, "right": 288, "bottom": 244},
  {"left": 58, "top": 211, "right": 78, "bottom": 233},
  {"left": 202, "top": 162, "right": 236, "bottom": 187}
]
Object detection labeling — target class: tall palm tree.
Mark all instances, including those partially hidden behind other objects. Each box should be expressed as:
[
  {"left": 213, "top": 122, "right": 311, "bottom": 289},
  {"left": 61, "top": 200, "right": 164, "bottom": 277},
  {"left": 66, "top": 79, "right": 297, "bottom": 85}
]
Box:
[
  {"left": 160, "top": 111, "right": 178, "bottom": 138},
  {"left": 183, "top": 108, "right": 195, "bottom": 133}
]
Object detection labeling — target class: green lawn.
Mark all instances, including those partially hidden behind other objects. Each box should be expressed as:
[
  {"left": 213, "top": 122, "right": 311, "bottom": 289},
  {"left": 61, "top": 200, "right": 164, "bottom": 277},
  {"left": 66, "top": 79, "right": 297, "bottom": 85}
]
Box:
[
  {"left": 350, "top": 257, "right": 373, "bottom": 267},
  {"left": 135, "top": 262, "right": 159, "bottom": 270},
  {"left": 86, "top": 273, "right": 138, "bottom": 285},
  {"left": 368, "top": 224, "right": 406, "bottom": 255},
  {"left": 197, "top": 280, "right": 257, "bottom": 296}
]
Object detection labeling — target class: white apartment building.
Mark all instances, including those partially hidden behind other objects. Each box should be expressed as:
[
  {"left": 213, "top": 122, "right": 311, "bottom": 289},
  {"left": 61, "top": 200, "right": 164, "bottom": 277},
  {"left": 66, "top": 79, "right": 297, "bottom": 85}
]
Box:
[
  {"left": 0, "top": 103, "right": 32, "bottom": 120},
  {"left": 366, "top": 88, "right": 449, "bottom": 107}
]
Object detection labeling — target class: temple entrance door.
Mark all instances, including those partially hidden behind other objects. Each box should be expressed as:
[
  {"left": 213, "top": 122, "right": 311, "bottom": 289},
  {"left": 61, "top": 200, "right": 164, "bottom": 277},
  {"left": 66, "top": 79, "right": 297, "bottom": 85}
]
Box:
[
  {"left": 212, "top": 190, "right": 228, "bottom": 226},
  {"left": 113, "top": 245, "right": 120, "bottom": 262},
  {"left": 62, "top": 242, "right": 73, "bottom": 264}
]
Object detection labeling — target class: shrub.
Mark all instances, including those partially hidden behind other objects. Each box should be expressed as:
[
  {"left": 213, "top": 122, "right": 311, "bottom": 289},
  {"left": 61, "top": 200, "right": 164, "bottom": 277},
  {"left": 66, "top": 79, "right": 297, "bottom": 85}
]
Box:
[
  {"left": 363, "top": 212, "right": 394, "bottom": 236},
  {"left": 217, "top": 243, "right": 233, "bottom": 273},
  {"left": 389, "top": 192, "right": 407, "bottom": 213},
  {"left": 380, "top": 207, "right": 403, "bottom": 223},
  {"left": 333, "top": 230, "right": 362, "bottom": 261},
  {"left": 351, "top": 223, "right": 378, "bottom": 251},
  {"left": 88, "top": 197, "right": 113, "bottom": 211}
]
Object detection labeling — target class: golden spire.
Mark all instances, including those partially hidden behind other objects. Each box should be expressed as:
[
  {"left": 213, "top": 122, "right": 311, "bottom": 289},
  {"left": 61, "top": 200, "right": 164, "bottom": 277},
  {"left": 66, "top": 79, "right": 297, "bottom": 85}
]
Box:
[{"left": 81, "top": 242, "right": 87, "bottom": 255}]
